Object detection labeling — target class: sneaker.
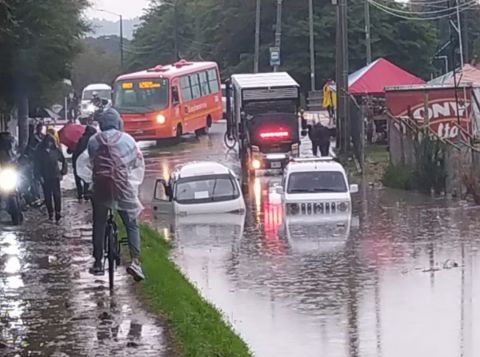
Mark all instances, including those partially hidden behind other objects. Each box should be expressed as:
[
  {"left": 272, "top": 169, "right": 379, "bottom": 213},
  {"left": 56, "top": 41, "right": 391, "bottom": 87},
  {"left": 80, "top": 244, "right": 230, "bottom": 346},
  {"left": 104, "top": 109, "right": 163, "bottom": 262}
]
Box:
[
  {"left": 126, "top": 262, "right": 145, "bottom": 282},
  {"left": 48, "top": 213, "right": 54, "bottom": 221},
  {"left": 55, "top": 213, "right": 62, "bottom": 223},
  {"left": 89, "top": 262, "right": 105, "bottom": 276}
]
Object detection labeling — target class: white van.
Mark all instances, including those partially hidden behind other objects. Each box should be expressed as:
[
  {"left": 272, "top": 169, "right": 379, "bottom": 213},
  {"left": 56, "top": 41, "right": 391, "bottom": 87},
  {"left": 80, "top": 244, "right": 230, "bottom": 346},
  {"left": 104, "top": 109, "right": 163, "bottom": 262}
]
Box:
[
  {"left": 153, "top": 162, "right": 245, "bottom": 215},
  {"left": 281, "top": 157, "right": 358, "bottom": 215},
  {"left": 80, "top": 83, "right": 112, "bottom": 117}
]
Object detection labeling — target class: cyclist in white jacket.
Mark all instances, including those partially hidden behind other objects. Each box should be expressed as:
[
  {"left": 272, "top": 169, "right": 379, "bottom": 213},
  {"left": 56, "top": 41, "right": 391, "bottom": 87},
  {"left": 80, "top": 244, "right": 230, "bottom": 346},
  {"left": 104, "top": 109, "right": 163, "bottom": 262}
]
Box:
[{"left": 87, "top": 108, "right": 145, "bottom": 280}]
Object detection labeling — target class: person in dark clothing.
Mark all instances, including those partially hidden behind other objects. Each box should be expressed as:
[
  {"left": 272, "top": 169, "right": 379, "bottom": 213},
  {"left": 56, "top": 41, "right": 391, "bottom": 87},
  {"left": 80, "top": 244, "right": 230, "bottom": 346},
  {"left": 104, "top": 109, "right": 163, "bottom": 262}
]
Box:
[
  {"left": 72, "top": 125, "right": 97, "bottom": 199},
  {"left": 34, "top": 134, "right": 67, "bottom": 222},
  {"left": 308, "top": 119, "right": 332, "bottom": 157}
]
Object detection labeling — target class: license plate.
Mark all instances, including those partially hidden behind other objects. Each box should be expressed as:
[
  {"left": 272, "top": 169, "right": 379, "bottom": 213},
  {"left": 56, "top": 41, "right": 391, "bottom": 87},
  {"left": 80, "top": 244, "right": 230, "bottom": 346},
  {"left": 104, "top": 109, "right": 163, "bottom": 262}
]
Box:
[
  {"left": 135, "top": 129, "right": 144, "bottom": 134},
  {"left": 271, "top": 161, "right": 281, "bottom": 169}
]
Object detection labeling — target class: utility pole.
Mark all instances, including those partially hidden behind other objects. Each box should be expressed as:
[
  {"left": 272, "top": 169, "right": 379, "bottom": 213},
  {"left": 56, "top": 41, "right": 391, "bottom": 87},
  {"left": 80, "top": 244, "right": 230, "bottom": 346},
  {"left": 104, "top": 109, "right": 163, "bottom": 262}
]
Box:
[
  {"left": 309, "top": 0, "right": 316, "bottom": 90},
  {"left": 120, "top": 14, "right": 124, "bottom": 69},
  {"left": 456, "top": 0, "right": 464, "bottom": 68},
  {"left": 273, "top": 0, "right": 283, "bottom": 72},
  {"left": 336, "top": 0, "right": 349, "bottom": 153},
  {"left": 365, "top": 0, "right": 372, "bottom": 65},
  {"left": 254, "top": 0, "right": 261, "bottom": 73},
  {"left": 174, "top": 1, "right": 179, "bottom": 60}
]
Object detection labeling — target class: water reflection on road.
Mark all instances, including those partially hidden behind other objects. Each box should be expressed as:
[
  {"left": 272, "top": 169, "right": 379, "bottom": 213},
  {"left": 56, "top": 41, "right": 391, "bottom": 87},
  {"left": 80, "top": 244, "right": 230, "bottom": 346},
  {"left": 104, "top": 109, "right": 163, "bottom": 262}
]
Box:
[{"left": 142, "top": 124, "right": 480, "bottom": 357}]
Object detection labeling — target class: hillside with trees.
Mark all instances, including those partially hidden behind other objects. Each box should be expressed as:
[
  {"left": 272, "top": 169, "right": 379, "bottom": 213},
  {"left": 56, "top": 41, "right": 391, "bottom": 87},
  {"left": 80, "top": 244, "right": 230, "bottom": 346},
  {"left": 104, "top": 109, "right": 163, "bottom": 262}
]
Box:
[{"left": 126, "top": 0, "right": 447, "bottom": 89}]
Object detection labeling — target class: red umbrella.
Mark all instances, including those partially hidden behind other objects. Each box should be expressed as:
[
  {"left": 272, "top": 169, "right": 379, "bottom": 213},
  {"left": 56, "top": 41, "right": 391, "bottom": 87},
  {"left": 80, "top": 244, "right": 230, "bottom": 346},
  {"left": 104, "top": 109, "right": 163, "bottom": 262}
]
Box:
[{"left": 59, "top": 123, "right": 85, "bottom": 151}]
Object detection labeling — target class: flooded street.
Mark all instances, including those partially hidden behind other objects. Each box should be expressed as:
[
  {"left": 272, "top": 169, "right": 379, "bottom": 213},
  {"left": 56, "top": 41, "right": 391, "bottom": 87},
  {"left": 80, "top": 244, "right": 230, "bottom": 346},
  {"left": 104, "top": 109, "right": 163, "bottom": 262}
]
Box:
[
  {"left": 0, "top": 197, "right": 172, "bottom": 356},
  {"left": 144, "top": 123, "right": 480, "bottom": 357}
]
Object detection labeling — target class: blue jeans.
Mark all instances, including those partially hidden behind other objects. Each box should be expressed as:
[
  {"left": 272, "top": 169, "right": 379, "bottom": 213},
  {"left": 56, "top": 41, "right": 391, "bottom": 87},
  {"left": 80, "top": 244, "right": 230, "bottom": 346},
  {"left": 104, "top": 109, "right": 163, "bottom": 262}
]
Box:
[{"left": 92, "top": 199, "right": 140, "bottom": 263}]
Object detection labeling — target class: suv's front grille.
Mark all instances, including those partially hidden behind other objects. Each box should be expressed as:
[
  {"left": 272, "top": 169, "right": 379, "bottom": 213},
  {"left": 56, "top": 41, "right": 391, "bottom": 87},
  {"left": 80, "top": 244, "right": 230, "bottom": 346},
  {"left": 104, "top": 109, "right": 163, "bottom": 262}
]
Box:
[{"left": 286, "top": 201, "right": 348, "bottom": 215}]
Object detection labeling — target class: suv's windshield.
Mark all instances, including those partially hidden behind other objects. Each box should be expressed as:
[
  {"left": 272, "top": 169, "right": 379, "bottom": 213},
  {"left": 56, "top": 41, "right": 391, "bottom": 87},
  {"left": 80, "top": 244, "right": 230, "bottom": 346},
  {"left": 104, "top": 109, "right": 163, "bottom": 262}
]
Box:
[
  {"left": 114, "top": 79, "right": 169, "bottom": 114},
  {"left": 175, "top": 174, "right": 240, "bottom": 204},
  {"left": 287, "top": 171, "right": 347, "bottom": 193},
  {"left": 83, "top": 89, "right": 111, "bottom": 101}
]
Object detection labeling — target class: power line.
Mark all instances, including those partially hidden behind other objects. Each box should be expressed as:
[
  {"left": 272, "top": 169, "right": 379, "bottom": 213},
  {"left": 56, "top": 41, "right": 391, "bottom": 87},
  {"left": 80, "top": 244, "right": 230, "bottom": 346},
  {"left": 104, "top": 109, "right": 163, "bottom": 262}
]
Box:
[
  {"left": 368, "top": 0, "right": 478, "bottom": 20},
  {"left": 369, "top": 0, "right": 478, "bottom": 15}
]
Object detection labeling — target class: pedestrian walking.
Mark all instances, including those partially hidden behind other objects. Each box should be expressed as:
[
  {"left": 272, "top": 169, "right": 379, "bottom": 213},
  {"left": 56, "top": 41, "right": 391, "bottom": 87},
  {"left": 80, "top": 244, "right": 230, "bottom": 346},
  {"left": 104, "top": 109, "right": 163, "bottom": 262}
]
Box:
[
  {"left": 72, "top": 125, "right": 96, "bottom": 199},
  {"left": 34, "top": 134, "right": 67, "bottom": 222},
  {"left": 308, "top": 118, "right": 332, "bottom": 157}
]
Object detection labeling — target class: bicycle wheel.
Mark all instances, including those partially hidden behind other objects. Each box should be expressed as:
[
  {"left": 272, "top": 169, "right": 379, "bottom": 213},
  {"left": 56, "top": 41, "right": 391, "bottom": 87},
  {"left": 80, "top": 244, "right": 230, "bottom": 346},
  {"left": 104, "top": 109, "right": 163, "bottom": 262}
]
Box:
[
  {"left": 107, "top": 225, "right": 117, "bottom": 290},
  {"left": 224, "top": 131, "right": 236, "bottom": 149}
]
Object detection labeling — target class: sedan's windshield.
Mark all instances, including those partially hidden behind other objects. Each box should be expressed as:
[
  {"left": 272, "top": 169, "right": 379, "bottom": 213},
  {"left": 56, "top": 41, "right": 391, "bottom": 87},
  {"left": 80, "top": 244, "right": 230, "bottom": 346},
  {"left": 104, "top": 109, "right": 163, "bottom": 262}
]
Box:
[
  {"left": 83, "top": 89, "right": 111, "bottom": 101},
  {"left": 175, "top": 174, "right": 240, "bottom": 204},
  {"left": 287, "top": 171, "right": 347, "bottom": 193},
  {"left": 114, "top": 79, "right": 169, "bottom": 114}
]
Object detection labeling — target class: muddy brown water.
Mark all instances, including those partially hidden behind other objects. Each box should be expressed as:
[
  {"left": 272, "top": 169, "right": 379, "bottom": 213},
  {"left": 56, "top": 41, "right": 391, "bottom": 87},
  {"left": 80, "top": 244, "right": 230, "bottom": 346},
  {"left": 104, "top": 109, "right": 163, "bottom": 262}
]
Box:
[{"left": 142, "top": 123, "right": 480, "bottom": 357}]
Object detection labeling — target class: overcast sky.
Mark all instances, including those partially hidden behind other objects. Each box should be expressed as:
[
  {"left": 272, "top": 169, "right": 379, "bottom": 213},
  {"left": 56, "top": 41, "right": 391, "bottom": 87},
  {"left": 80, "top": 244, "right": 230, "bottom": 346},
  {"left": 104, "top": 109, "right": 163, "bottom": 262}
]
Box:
[{"left": 85, "top": 0, "right": 150, "bottom": 20}]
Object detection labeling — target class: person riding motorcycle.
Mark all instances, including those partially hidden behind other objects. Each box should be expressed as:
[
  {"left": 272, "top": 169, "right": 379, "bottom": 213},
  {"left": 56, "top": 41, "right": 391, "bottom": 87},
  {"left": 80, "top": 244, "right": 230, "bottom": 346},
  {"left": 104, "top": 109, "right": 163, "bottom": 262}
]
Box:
[{"left": 85, "top": 108, "right": 146, "bottom": 280}]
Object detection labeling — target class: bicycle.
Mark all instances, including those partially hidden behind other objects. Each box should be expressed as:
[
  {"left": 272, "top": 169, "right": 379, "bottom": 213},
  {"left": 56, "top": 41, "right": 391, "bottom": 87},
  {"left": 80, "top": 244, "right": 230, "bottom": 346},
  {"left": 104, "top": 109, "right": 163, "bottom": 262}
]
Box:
[{"left": 104, "top": 209, "right": 121, "bottom": 290}]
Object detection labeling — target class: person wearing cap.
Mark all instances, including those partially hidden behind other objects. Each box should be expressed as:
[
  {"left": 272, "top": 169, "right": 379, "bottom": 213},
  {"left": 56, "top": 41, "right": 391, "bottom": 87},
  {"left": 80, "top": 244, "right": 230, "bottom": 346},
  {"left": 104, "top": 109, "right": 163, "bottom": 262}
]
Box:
[{"left": 87, "top": 108, "right": 146, "bottom": 280}]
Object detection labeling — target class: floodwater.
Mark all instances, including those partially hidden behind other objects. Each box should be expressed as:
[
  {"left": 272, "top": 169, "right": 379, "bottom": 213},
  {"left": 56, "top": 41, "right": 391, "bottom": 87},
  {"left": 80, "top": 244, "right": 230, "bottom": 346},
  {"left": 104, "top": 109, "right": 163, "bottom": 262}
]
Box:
[
  {"left": 143, "top": 123, "right": 480, "bottom": 357},
  {"left": 0, "top": 197, "right": 172, "bottom": 356}
]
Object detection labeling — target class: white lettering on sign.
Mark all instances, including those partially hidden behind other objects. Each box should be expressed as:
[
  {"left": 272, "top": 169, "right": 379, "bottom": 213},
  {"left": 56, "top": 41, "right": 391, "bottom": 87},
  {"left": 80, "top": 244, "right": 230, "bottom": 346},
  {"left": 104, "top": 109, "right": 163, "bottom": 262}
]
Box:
[
  {"left": 188, "top": 103, "right": 208, "bottom": 113},
  {"left": 411, "top": 101, "right": 470, "bottom": 121}
]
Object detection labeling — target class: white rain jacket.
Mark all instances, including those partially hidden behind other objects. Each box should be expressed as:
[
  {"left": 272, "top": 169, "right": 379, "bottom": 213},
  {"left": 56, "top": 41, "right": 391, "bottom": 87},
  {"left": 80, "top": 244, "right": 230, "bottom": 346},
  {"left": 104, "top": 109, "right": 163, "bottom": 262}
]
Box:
[{"left": 77, "top": 128, "right": 145, "bottom": 219}]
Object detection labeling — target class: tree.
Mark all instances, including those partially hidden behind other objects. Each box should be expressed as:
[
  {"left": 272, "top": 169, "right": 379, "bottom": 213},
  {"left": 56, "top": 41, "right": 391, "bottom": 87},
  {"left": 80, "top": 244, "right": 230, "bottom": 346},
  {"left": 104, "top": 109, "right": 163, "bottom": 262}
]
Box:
[
  {"left": 128, "top": 0, "right": 439, "bottom": 91},
  {"left": 0, "top": 0, "right": 88, "bottom": 149},
  {"left": 72, "top": 40, "right": 122, "bottom": 94}
]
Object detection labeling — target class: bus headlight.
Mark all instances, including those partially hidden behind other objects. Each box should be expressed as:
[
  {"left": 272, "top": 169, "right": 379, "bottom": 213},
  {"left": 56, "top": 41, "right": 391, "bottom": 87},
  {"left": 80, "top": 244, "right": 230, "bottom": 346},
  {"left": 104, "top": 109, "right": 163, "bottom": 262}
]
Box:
[
  {"left": 156, "top": 114, "right": 166, "bottom": 124},
  {"left": 0, "top": 168, "right": 19, "bottom": 193}
]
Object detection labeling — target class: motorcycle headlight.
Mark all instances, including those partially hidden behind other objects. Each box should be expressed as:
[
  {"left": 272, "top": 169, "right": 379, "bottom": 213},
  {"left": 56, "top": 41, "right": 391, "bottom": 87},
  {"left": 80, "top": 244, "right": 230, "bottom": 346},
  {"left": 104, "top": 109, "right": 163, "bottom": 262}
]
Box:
[
  {"left": 87, "top": 104, "right": 96, "bottom": 112},
  {"left": 0, "top": 168, "right": 19, "bottom": 193}
]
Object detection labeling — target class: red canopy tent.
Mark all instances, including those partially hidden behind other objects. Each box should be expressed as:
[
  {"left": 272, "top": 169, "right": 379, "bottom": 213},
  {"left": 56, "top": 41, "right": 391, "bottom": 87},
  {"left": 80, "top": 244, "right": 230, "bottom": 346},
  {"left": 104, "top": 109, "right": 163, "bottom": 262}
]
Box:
[{"left": 332, "top": 58, "right": 425, "bottom": 96}]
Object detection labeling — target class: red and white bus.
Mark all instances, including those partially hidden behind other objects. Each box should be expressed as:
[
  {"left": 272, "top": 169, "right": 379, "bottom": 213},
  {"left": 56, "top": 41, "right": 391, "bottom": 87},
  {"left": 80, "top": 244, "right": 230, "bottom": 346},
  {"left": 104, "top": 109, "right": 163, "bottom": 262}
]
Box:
[{"left": 113, "top": 60, "right": 223, "bottom": 141}]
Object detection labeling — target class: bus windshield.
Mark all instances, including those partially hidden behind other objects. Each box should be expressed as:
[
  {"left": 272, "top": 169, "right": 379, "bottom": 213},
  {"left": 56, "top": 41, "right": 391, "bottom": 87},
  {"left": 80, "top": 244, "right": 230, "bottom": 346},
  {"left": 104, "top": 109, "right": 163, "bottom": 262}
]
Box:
[{"left": 114, "top": 79, "right": 169, "bottom": 114}]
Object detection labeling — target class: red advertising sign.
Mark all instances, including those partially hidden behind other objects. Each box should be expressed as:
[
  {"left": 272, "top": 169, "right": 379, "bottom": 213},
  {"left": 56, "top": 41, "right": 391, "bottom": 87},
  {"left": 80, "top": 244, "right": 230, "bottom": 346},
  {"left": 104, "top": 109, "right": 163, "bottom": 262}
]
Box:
[{"left": 385, "top": 86, "right": 473, "bottom": 140}]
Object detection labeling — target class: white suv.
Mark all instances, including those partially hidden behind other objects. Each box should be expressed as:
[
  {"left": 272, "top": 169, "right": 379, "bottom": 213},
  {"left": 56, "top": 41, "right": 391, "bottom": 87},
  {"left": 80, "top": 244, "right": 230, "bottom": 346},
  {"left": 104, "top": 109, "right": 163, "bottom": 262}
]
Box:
[{"left": 281, "top": 157, "right": 358, "bottom": 215}]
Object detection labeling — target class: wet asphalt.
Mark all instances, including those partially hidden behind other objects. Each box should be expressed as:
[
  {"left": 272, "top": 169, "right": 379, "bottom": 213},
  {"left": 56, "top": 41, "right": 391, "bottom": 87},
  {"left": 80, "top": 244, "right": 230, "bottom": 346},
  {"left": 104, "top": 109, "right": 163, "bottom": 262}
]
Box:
[
  {"left": 0, "top": 194, "right": 172, "bottom": 356},
  {"left": 142, "top": 123, "right": 480, "bottom": 357}
]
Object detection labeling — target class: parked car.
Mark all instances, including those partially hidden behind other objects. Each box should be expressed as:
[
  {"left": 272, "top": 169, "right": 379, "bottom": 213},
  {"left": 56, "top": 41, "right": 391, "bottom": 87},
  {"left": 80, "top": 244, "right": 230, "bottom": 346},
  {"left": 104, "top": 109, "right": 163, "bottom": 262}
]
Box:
[
  {"left": 280, "top": 157, "right": 358, "bottom": 215},
  {"left": 153, "top": 162, "right": 245, "bottom": 215}
]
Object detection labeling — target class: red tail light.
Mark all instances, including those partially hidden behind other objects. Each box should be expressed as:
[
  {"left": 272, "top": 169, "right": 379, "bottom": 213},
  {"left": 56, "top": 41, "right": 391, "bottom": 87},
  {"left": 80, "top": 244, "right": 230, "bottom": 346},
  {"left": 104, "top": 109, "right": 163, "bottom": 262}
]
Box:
[{"left": 259, "top": 129, "right": 290, "bottom": 140}]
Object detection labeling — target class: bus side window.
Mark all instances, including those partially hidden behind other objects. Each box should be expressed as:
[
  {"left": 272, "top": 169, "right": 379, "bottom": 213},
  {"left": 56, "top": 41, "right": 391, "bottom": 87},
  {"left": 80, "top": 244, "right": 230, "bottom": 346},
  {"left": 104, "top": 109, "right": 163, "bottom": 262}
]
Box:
[{"left": 172, "top": 86, "right": 180, "bottom": 105}]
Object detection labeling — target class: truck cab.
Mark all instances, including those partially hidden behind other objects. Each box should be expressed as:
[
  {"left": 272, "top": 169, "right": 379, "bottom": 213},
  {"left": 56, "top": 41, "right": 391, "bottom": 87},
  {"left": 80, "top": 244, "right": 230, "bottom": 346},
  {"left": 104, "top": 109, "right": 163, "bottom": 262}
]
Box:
[{"left": 226, "top": 72, "right": 301, "bottom": 183}]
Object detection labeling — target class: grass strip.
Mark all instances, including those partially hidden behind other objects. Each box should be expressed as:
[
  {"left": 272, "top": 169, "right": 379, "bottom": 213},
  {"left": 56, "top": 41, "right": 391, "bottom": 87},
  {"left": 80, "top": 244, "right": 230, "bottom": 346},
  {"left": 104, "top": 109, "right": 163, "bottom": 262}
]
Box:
[{"left": 119, "top": 221, "right": 252, "bottom": 357}]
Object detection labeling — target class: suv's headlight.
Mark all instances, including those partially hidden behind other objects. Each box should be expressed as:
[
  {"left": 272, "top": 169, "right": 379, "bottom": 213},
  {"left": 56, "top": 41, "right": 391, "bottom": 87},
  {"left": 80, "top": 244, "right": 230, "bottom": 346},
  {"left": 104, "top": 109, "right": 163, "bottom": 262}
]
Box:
[{"left": 0, "top": 168, "right": 19, "bottom": 193}]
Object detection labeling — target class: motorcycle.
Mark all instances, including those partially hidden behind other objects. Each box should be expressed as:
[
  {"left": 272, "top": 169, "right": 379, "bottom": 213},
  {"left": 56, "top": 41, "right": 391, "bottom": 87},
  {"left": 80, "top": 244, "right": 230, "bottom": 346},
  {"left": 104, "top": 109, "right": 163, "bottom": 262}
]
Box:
[
  {"left": 79, "top": 98, "right": 110, "bottom": 125},
  {"left": 0, "top": 164, "right": 24, "bottom": 225}
]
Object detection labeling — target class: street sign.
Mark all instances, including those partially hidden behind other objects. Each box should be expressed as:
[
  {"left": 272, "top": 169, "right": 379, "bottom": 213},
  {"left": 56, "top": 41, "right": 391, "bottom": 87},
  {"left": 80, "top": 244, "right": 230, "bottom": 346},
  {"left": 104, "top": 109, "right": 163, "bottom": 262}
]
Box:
[{"left": 270, "top": 47, "right": 280, "bottom": 67}]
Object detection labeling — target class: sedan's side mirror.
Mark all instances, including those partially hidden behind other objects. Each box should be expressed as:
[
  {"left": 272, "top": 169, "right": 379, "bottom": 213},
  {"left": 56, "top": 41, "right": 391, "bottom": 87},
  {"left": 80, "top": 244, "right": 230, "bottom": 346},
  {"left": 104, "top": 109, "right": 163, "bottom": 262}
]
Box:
[{"left": 350, "top": 184, "right": 359, "bottom": 194}]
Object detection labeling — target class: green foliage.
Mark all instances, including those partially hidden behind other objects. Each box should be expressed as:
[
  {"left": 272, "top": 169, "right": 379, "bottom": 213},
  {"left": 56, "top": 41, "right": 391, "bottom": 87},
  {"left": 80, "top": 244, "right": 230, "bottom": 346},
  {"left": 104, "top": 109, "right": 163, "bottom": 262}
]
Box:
[
  {"left": 414, "top": 130, "right": 446, "bottom": 194},
  {"left": 383, "top": 131, "right": 447, "bottom": 193},
  {"left": 0, "top": 0, "right": 88, "bottom": 109},
  {"left": 72, "top": 40, "right": 122, "bottom": 94},
  {"left": 117, "top": 222, "right": 252, "bottom": 357},
  {"left": 128, "top": 0, "right": 438, "bottom": 88}
]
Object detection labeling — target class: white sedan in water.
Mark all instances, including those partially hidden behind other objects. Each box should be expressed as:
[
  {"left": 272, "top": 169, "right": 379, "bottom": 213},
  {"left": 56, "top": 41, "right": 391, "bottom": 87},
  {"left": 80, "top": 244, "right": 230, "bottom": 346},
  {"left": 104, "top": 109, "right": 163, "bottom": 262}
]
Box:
[{"left": 153, "top": 161, "right": 245, "bottom": 215}]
